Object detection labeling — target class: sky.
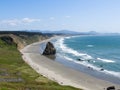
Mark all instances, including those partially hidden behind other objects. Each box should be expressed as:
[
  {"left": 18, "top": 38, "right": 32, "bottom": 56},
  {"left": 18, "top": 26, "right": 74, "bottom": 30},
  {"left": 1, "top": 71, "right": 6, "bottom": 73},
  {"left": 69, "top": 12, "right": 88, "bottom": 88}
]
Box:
[{"left": 0, "top": 0, "right": 120, "bottom": 33}]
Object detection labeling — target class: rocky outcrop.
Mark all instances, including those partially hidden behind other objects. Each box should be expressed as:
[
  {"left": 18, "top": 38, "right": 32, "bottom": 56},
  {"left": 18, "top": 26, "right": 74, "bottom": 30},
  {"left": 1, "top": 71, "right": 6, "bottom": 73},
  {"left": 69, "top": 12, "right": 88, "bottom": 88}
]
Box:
[
  {"left": 42, "top": 42, "right": 56, "bottom": 55},
  {"left": 107, "top": 86, "right": 115, "bottom": 90},
  {"left": 0, "top": 36, "right": 17, "bottom": 46}
]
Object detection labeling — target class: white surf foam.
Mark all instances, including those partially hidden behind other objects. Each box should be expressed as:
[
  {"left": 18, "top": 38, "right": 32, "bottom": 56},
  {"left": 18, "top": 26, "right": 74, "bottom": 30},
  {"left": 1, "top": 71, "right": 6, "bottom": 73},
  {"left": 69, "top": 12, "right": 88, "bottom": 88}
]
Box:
[
  {"left": 55, "top": 38, "right": 93, "bottom": 60},
  {"left": 63, "top": 56, "right": 74, "bottom": 62},
  {"left": 103, "top": 70, "right": 120, "bottom": 78},
  {"left": 97, "top": 58, "right": 115, "bottom": 63},
  {"left": 61, "top": 54, "right": 101, "bottom": 71},
  {"left": 65, "top": 37, "right": 71, "bottom": 39},
  {"left": 55, "top": 37, "right": 120, "bottom": 79},
  {"left": 63, "top": 55, "right": 120, "bottom": 79},
  {"left": 86, "top": 45, "right": 94, "bottom": 47}
]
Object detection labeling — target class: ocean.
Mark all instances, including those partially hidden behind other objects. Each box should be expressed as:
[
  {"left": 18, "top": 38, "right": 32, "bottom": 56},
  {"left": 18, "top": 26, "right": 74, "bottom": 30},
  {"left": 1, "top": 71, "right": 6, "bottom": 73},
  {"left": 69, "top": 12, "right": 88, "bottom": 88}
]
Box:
[{"left": 53, "top": 35, "right": 120, "bottom": 84}]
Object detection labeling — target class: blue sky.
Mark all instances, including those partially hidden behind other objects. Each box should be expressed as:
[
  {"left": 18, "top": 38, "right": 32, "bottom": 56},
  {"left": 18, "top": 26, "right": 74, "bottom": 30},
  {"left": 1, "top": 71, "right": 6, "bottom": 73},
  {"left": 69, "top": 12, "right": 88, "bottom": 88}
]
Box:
[{"left": 0, "top": 0, "right": 120, "bottom": 32}]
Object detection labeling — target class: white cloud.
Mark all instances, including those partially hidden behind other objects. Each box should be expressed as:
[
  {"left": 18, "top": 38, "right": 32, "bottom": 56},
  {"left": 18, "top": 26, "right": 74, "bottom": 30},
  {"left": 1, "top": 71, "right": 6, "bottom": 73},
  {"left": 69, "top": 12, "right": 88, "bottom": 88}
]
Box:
[
  {"left": 1, "top": 19, "right": 20, "bottom": 26},
  {"left": 65, "top": 16, "right": 71, "bottom": 18},
  {"left": 0, "top": 18, "right": 40, "bottom": 26},
  {"left": 49, "top": 17, "right": 55, "bottom": 20},
  {"left": 9, "top": 22, "right": 17, "bottom": 26},
  {"left": 62, "top": 24, "right": 66, "bottom": 26},
  {"left": 22, "top": 18, "right": 40, "bottom": 23}
]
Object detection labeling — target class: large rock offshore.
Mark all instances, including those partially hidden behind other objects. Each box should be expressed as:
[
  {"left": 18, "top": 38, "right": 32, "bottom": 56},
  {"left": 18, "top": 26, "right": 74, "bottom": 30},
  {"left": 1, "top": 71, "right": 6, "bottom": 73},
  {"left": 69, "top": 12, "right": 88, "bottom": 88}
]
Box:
[{"left": 42, "top": 42, "right": 56, "bottom": 55}]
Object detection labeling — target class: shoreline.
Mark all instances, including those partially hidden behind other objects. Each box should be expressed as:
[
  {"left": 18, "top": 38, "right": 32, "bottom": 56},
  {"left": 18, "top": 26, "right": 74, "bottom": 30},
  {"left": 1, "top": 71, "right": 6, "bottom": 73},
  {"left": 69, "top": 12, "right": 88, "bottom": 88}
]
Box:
[
  {"left": 20, "top": 36, "right": 120, "bottom": 90},
  {"left": 54, "top": 54, "right": 120, "bottom": 85}
]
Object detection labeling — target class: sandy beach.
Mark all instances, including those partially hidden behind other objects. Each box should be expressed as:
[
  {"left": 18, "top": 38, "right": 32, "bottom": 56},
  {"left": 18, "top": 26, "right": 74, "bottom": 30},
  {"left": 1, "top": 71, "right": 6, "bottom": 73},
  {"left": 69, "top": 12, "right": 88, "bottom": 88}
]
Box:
[{"left": 20, "top": 37, "right": 120, "bottom": 90}]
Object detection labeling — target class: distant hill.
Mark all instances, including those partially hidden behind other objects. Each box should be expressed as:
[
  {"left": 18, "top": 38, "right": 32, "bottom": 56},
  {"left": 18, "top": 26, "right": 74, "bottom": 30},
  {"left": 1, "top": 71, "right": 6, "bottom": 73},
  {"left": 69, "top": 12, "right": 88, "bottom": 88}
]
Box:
[
  {"left": 41, "top": 30, "right": 80, "bottom": 35},
  {"left": 27, "top": 30, "right": 99, "bottom": 35},
  {"left": 27, "top": 30, "right": 84, "bottom": 35}
]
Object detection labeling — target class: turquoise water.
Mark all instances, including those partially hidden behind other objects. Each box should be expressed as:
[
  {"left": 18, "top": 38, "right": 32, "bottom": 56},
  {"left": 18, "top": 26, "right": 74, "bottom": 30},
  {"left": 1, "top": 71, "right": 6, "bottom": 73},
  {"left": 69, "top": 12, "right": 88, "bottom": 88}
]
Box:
[{"left": 54, "top": 35, "right": 120, "bottom": 80}]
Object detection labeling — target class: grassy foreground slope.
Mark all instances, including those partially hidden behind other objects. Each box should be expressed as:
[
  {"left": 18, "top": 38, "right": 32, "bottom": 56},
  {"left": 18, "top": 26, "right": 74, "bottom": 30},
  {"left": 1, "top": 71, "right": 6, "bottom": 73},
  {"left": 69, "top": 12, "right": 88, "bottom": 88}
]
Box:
[{"left": 0, "top": 33, "right": 81, "bottom": 90}]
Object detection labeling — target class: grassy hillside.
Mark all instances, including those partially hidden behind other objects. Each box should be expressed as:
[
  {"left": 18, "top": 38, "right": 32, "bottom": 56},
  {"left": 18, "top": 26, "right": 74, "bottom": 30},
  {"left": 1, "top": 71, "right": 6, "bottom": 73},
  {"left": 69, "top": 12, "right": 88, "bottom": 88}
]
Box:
[{"left": 0, "top": 34, "right": 81, "bottom": 90}]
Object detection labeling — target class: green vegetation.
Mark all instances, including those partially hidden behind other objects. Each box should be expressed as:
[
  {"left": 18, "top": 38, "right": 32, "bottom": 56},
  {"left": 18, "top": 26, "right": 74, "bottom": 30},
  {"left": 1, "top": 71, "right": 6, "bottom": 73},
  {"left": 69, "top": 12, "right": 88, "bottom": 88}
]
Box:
[{"left": 0, "top": 36, "right": 81, "bottom": 90}]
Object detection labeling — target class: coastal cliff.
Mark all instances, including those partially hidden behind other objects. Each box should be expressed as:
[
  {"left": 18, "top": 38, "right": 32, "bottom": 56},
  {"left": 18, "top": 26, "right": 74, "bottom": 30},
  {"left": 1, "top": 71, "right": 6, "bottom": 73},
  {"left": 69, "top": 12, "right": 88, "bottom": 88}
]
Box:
[{"left": 0, "top": 31, "right": 50, "bottom": 50}]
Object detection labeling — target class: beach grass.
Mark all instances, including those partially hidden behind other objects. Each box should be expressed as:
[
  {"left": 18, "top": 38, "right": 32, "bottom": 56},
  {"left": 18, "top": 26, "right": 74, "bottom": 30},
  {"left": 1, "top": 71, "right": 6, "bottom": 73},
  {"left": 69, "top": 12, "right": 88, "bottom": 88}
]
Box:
[{"left": 0, "top": 38, "right": 81, "bottom": 90}]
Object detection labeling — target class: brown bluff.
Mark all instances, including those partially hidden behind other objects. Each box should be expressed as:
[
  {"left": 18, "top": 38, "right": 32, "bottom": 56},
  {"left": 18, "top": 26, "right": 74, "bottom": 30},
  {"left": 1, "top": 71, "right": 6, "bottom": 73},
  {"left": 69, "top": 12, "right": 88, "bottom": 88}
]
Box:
[{"left": 42, "top": 42, "right": 56, "bottom": 55}]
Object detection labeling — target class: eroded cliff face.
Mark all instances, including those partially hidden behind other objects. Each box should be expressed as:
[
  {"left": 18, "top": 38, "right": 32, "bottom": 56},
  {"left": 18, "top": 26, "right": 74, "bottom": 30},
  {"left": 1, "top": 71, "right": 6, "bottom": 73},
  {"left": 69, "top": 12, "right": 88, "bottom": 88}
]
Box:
[
  {"left": 42, "top": 42, "right": 56, "bottom": 55},
  {"left": 0, "top": 36, "right": 16, "bottom": 45},
  {"left": 0, "top": 33, "right": 49, "bottom": 50}
]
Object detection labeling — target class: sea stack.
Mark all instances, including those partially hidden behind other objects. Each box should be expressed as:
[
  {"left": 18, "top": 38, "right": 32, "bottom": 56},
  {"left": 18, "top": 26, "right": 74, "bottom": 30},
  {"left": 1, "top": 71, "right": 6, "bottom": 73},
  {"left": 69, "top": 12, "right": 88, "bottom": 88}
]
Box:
[{"left": 42, "top": 42, "right": 56, "bottom": 55}]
